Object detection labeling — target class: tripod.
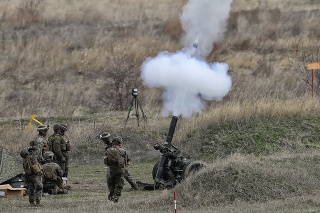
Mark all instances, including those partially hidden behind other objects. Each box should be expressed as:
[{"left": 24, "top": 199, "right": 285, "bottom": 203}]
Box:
[{"left": 125, "top": 95, "right": 147, "bottom": 127}]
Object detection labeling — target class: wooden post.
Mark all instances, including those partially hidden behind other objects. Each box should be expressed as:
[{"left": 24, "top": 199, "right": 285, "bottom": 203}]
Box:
[{"left": 307, "top": 63, "right": 320, "bottom": 98}]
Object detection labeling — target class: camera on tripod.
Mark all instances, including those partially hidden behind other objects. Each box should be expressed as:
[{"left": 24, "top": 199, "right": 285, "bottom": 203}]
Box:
[{"left": 132, "top": 88, "right": 138, "bottom": 97}]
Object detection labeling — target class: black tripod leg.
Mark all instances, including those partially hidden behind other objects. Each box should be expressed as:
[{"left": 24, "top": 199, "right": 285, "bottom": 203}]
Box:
[
  {"left": 135, "top": 99, "right": 140, "bottom": 127},
  {"left": 138, "top": 99, "right": 147, "bottom": 123},
  {"left": 125, "top": 98, "right": 135, "bottom": 126}
]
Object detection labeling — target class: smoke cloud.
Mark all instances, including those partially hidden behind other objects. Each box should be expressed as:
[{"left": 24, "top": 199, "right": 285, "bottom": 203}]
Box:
[
  {"left": 141, "top": 0, "right": 233, "bottom": 118},
  {"left": 181, "top": 0, "right": 233, "bottom": 58}
]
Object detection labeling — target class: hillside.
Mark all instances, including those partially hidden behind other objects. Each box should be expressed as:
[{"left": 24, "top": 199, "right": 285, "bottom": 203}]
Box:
[{"left": 0, "top": 0, "right": 318, "bottom": 118}]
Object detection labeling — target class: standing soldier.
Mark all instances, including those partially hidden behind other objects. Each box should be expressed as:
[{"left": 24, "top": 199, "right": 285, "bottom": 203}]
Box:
[
  {"left": 30, "top": 125, "right": 49, "bottom": 156},
  {"left": 101, "top": 133, "right": 138, "bottom": 190},
  {"left": 104, "top": 137, "right": 126, "bottom": 203},
  {"left": 20, "top": 148, "right": 43, "bottom": 207},
  {"left": 48, "top": 124, "right": 71, "bottom": 187}
]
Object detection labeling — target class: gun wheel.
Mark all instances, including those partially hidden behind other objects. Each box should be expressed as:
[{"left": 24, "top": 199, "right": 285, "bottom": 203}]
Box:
[{"left": 182, "top": 160, "right": 206, "bottom": 179}]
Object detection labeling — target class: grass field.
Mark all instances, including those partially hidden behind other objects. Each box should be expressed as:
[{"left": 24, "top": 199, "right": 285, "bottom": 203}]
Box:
[{"left": 3, "top": 153, "right": 320, "bottom": 213}]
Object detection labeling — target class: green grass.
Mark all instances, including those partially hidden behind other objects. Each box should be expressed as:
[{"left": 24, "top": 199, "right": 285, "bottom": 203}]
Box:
[{"left": 189, "top": 115, "right": 320, "bottom": 161}]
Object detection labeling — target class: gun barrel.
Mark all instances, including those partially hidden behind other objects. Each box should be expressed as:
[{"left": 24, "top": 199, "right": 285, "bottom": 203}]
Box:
[
  {"left": 155, "top": 116, "right": 179, "bottom": 183},
  {"left": 165, "top": 116, "right": 179, "bottom": 144}
]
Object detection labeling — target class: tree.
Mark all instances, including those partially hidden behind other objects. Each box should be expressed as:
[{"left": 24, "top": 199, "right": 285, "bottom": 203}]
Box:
[{"left": 98, "top": 47, "right": 143, "bottom": 110}]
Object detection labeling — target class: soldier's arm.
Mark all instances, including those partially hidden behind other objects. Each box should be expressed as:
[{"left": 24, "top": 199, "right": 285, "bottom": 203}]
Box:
[
  {"left": 29, "top": 153, "right": 39, "bottom": 165},
  {"left": 38, "top": 154, "right": 45, "bottom": 164},
  {"left": 52, "top": 137, "right": 64, "bottom": 161},
  {"left": 120, "top": 148, "right": 130, "bottom": 165}
]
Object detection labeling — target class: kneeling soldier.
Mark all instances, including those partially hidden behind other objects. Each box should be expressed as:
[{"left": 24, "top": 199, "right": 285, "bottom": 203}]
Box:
[{"left": 42, "top": 151, "right": 67, "bottom": 194}]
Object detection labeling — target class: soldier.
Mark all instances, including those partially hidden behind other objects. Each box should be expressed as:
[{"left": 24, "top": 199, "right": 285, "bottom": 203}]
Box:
[
  {"left": 48, "top": 124, "right": 71, "bottom": 186},
  {"left": 20, "top": 148, "right": 43, "bottom": 207},
  {"left": 104, "top": 137, "right": 126, "bottom": 203},
  {"left": 30, "top": 125, "right": 49, "bottom": 157},
  {"left": 42, "top": 151, "right": 67, "bottom": 194},
  {"left": 101, "top": 133, "right": 138, "bottom": 190}
]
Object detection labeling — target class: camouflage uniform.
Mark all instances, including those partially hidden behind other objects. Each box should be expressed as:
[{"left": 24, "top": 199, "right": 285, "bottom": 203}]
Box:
[
  {"left": 28, "top": 146, "right": 45, "bottom": 165},
  {"left": 42, "top": 151, "right": 67, "bottom": 194},
  {"left": 30, "top": 125, "right": 49, "bottom": 157},
  {"left": 48, "top": 124, "right": 70, "bottom": 178},
  {"left": 105, "top": 137, "right": 125, "bottom": 203},
  {"left": 20, "top": 148, "right": 43, "bottom": 206}
]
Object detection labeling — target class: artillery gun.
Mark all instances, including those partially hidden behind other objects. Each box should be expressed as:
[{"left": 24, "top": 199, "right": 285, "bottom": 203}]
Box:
[{"left": 138, "top": 116, "right": 206, "bottom": 190}]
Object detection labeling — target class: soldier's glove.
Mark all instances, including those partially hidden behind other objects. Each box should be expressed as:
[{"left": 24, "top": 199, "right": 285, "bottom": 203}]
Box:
[{"left": 61, "top": 157, "right": 66, "bottom": 163}]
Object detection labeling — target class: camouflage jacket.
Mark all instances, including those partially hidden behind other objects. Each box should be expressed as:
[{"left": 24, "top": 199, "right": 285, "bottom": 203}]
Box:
[
  {"left": 28, "top": 146, "right": 45, "bottom": 164},
  {"left": 105, "top": 147, "right": 125, "bottom": 173},
  {"left": 31, "top": 135, "right": 48, "bottom": 156},
  {"left": 48, "top": 134, "right": 70, "bottom": 162},
  {"left": 42, "top": 162, "right": 64, "bottom": 181}
]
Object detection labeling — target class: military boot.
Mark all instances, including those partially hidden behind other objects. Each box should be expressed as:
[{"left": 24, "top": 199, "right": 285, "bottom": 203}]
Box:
[
  {"left": 113, "top": 197, "right": 119, "bottom": 203},
  {"left": 108, "top": 193, "right": 114, "bottom": 201}
]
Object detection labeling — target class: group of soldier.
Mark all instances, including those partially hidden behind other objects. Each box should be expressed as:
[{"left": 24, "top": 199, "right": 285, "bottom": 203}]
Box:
[
  {"left": 100, "top": 132, "right": 138, "bottom": 203},
  {"left": 20, "top": 123, "right": 70, "bottom": 207},
  {"left": 19, "top": 123, "right": 138, "bottom": 206}
]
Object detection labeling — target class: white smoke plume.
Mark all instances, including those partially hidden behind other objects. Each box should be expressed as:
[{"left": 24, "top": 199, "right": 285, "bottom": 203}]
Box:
[
  {"left": 181, "top": 0, "right": 233, "bottom": 58},
  {"left": 141, "top": 0, "right": 233, "bottom": 118}
]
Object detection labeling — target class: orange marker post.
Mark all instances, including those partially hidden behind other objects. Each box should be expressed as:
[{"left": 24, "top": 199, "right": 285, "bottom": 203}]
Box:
[{"left": 307, "top": 63, "right": 320, "bottom": 97}]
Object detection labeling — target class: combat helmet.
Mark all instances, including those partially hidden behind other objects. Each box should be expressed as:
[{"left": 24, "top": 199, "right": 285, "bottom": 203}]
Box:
[
  {"left": 20, "top": 149, "right": 29, "bottom": 158},
  {"left": 100, "top": 132, "right": 111, "bottom": 140},
  {"left": 112, "top": 136, "right": 123, "bottom": 145},
  {"left": 44, "top": 151, "right": 54, "bottom": 160},
  {"left": 37, "top": 125, "right": 49, "bottom": 132},
  {"left": 53, "top": 123, "right": 68, "bottom": 132},
  {"left": 59, "top": 123, "right": 68, "bottom": 131}
]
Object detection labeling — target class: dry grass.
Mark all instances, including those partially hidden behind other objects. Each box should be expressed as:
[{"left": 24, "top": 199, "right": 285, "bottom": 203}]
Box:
[{"left": 0, "top": 0, "right": 318, "bottom": 118}]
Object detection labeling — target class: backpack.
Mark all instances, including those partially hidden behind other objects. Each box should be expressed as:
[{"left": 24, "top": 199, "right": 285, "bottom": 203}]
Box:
[
  {"left": 23, "top": 157, "right": 33, "bottom": 175},
  {"left": 23, "top": 156, "right": 42, "bottom": 175},
  {"left": 104, "top": 147, "right": 125, "bottom": 168},
  {"left": 42, "top": 163, "right": 58, "bottom": 181}
]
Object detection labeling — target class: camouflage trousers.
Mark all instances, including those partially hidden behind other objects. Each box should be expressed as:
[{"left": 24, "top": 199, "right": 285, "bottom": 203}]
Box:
[
  {"left": 58, "top": 160, "right": 69, "bottom": 177},
  {"left": 26, "top": 174, "right": 43, "bottom": 203},
  {"left": 106, "top": 166, "right": 110, "bottom": 189},
  {"left": 124, "top": 168, "right": 138, "bottom": 190},
  {"left": 107, "top": 171, "right": 124, "bottom": 202}
]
